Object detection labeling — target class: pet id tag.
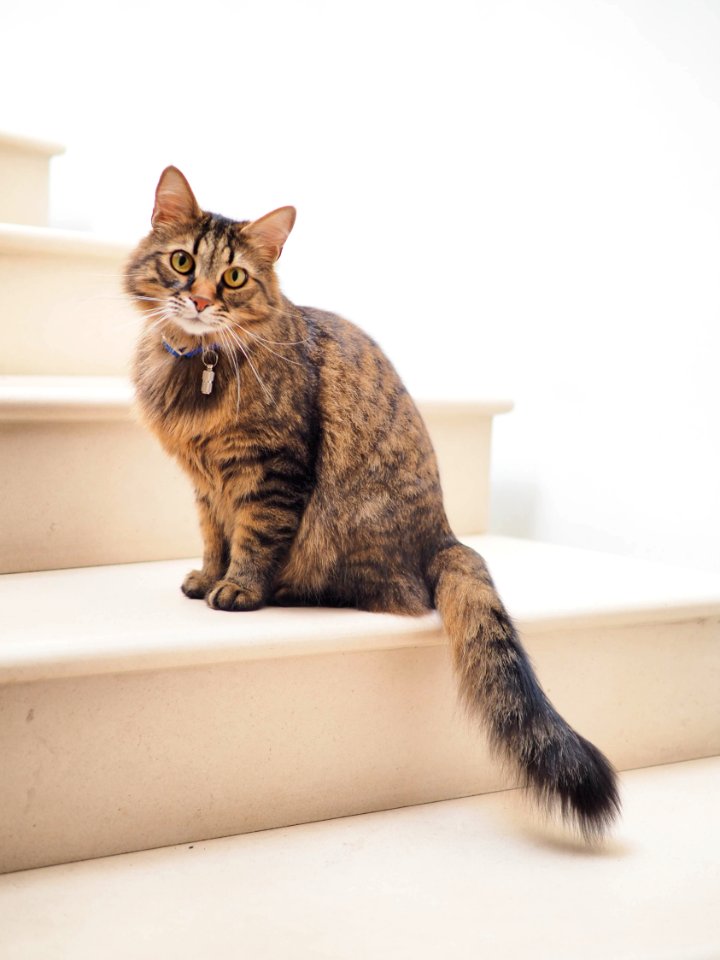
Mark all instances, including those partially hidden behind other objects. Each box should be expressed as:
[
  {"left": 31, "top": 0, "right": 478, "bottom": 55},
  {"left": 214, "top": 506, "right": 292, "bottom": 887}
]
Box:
[{"left": 201, "top": 348, "right": 219, "bottom": 395}]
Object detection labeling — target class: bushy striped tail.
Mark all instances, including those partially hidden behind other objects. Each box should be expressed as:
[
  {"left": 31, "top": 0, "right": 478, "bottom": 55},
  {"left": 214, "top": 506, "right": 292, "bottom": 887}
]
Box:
[{"left": 428, "top": 541, "right": 620, "bottom": 839}]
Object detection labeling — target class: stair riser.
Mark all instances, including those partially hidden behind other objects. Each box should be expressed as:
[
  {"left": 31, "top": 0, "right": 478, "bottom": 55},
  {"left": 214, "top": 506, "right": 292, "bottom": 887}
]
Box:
[
  {"left": 1, "top": 615, "right": 717, "bottom": 872},
  {"left": 0, "top": 154, "right": 51, "bottom": 227},
  {"left": 0, "top": 408, "right": 495, "bottom": 573},
  {"left": 0, "top": 252, "right": 137, "bottom": 375},
  {"left": 0, "top": 135, "right": 63, "bottom": 227}
]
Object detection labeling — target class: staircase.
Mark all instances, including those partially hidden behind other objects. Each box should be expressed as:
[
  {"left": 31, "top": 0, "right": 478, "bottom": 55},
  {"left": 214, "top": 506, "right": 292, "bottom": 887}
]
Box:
[{"left": 1, "top": 134, "right": 719, "bottom": 958}]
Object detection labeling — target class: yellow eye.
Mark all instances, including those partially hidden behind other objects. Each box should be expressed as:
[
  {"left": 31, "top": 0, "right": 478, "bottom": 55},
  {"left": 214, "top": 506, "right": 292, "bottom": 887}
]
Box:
[
  {"left": 223, "top": 266, "right": 248, "bottom": 289},
  {"left": 170, "top": 250, "right": 194, "bottom": 274}
]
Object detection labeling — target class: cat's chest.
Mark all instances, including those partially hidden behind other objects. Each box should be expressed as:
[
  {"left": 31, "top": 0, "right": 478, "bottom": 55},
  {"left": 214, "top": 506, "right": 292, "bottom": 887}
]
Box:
[
  {"left": 147, "top": 377, "right": 278, "bottom": 492},
  {"left": 143, "top": 354, "right": 231, "bottom": 418},
  {"left": 137, "top": 350, "right": 266, "bottom": 435},
  {"left": 176, "top": 431, "right": 262, "bottom": 495}
]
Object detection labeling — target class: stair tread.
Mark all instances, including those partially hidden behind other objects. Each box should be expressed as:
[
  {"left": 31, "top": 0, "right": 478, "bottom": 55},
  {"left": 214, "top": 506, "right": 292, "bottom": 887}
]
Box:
[
  {"left": 0, "top": 131, "right": 64, "bottom": 157},
  {"left": 0, "top": 374, "right": 513, "bottom": 422},
  {"left": 0, "top": 757, "right": 717, "bottom": 959},
  {"left": 0, "top": 221, "right": 130, "bottom": 258},
  {"left": 2, "top": 535, "right": 719, "bottom": 683},
  {"left": 0, "top": 375, "right": 134, "bottom": 421}
]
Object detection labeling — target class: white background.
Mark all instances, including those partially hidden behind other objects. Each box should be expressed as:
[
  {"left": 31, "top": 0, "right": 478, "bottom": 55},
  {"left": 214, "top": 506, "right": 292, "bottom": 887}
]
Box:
[{"left": 3, "top": 0, "right": 719, "bottom": 570}]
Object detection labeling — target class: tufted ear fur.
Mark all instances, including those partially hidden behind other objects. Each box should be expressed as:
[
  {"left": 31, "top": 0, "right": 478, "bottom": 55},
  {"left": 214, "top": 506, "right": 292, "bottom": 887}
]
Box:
[
  {"left": 152, "top": 166, "right": 201, "bottom": 227},
  {"left": 242, "top": 206, "right": 296, "bottom": 261}
]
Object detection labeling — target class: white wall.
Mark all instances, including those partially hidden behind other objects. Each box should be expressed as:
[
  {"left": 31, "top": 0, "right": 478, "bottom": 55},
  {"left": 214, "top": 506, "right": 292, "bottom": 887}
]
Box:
[{"left": 3, "top": 0, "right": 719, "bottom": 570}]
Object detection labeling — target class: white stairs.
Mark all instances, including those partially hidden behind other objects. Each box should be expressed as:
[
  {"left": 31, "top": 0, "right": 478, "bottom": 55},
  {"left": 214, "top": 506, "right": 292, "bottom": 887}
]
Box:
[{"left": 1, "top": 134, "right": 719, "bottom": 959}]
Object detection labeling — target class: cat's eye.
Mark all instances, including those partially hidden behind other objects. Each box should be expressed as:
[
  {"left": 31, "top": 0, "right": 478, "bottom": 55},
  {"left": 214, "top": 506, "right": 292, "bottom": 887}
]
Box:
[
  {"left": 170, "top": 250, "right": 194, "bottom": 274},
  {"left": 222, "top": 266, "right": 248, "bottom": 289}
]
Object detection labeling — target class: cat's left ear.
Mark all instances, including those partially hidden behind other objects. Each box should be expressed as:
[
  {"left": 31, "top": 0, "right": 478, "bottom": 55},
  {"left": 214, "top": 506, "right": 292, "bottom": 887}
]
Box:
[
  {"left": 152, "top": 166, "right": 201, "bottom": 228},
  {"left": 242, "top": 206, "right": 296, "bottom": 261}
]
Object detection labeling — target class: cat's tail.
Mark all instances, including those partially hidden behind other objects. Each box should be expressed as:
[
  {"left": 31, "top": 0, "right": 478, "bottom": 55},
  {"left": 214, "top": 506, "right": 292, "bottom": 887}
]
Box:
[{"left": 426, "top": 540, "right": 620, "bottom": 839}]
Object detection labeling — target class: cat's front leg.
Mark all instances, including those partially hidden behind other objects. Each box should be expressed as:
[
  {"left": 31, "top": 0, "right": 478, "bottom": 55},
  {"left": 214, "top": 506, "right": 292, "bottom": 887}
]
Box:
[
  {"left": 206, "top": 483, "right": 306, "bottom": 612},
  {"left": 182, "top": 494, "right": 227, "bottom": 599}
]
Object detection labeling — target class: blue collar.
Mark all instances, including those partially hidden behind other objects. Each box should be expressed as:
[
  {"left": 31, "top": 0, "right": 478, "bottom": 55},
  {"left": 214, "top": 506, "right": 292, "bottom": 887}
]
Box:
[{"left": 162, "top": 339, "right": 219, "bottom": 359}]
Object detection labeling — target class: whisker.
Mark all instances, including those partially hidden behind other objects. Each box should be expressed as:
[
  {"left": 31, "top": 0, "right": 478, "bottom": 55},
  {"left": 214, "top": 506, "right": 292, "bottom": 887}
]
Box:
[
  {"left": 127, "top": 303, "right": 169, "bottom": 314},
  {"left": 107, "top": 309, "right": 167, "bottom": 330},
  {"left": 225, "top": 327, "right": 245, "bottom": 415},
  {"left": 64, "top": 272, "right": 152, "bottom": 284},
  {"left": 134, "top": 315, "right": 173, "bottom": 335},
  {"left": 232, "top": 321, "right": 305, "bottom": 366},
  {"left": 222, "top": 326, "right": 273, "bottom": 403},
  {"left": 215, "top": 313, "right": 310, "bottom": 347},
  {"left": 105, "top": 307, "right": 170, "bottom": 324},
  {"left": 216, "top": 327, "right": 242, "bottom": 415},
  {"left": 248, "top": 331, "right": 310, "bottom": 347},
  {"left": 75, "top": 295, "right": 165, "bottom": 305}
]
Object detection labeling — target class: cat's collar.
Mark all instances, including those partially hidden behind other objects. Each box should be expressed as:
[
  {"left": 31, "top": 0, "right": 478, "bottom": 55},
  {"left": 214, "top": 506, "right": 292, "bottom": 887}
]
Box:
[{"left": 161, "top": 337, "right": 219, "bottom": 359}]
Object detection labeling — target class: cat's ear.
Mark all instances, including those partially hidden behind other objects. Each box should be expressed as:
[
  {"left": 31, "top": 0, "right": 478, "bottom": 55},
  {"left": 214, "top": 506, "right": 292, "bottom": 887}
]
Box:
[
  {"left": 243, "top": 206, "right": 296, "bottom": 261},
  {"left": 152, "top": 166, "right": 201, "bottom": 228}
]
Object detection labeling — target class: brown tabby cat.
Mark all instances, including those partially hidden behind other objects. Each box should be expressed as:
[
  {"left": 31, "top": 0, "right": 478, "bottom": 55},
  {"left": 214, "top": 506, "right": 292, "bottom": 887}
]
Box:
[{"left": 126, "top": 167, "right": 619, "bottom": 839}]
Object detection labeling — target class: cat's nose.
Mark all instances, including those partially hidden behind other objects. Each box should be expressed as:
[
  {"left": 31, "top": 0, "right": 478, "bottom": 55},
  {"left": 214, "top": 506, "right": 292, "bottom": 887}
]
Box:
[{"left": 189, "top": 295, "right": 212, "bottom": 313}]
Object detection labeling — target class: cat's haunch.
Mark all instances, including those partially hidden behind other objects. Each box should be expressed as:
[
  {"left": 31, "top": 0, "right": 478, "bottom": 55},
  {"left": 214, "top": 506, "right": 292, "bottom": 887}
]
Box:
[{"left": 126, "top": 167, "right": 620, "bottom": 840}]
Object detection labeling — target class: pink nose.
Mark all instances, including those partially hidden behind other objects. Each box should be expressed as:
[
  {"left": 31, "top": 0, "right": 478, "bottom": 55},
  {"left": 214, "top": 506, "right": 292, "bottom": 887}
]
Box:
[{"left": 189, "top": 295, "right": 212, "bottom": 313}]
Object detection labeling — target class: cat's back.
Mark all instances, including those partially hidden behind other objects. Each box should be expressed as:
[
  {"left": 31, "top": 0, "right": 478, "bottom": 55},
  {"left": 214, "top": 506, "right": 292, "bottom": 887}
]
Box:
[
  {"left": 300, "top": 305, "right": 416, "bottom": 425},
  {"left": 302, "top": 308, "right": 439, "bottom": 499},
  {"left": 277, "top": 304, "right": 449, "bottom": 610}
]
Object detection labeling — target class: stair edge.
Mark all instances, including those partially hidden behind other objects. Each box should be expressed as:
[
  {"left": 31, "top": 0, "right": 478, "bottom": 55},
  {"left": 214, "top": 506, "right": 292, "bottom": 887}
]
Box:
[{"left": 2, "top": 536, "right": 719, "bottom": 684}]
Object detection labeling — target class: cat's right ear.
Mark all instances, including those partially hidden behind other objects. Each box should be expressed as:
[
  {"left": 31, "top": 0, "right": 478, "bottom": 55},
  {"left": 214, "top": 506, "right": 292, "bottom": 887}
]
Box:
[{"left": 151, "top": 167, "right": 201, "bottom": 228}]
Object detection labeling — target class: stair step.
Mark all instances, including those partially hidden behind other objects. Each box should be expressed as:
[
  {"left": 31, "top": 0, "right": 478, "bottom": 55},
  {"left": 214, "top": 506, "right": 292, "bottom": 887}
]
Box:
[
  {"left": 0, "top": 133, "right": 64, "bottom": 227},
  {"left": 0, "top": 224, "right": 136, "bottom": 376},
  {"left": 0, "top": 757, "right": 717, "bottom": 959},
  {"left": 0, "top": 376, "right": 510, "bottom": 572},
  {"left": 1, "top": 536, "right": 718, "bottom": 873}
]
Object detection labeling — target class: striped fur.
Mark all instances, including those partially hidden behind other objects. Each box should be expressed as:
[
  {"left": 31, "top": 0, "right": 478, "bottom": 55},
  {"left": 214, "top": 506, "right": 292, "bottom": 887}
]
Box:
[{"left": 126, "top": 167, "right": 620, "bottom": 838}]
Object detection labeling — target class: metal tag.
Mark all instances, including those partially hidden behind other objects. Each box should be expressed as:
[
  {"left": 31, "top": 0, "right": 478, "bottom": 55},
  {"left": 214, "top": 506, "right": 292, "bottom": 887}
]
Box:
[
  {"left": 200, "top": 348, "right": 219, "bottom": 396},
  {"left": 201, "top": 368, "right": 215, "bottom": 395}
]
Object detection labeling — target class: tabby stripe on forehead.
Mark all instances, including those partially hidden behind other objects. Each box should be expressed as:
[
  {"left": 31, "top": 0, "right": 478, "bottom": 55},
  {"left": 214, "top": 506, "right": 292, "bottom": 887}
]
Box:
[
  {"left": 193, "top": 219, "right": 213, "bottom": 255},
  {"left": 213, "top": 218, "right": 232, "bottom": 244}
]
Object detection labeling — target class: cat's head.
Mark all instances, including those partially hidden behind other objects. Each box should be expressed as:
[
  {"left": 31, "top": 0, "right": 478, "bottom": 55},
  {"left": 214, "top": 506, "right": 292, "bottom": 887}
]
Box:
[{"left": 126, "top": 166, "right": 295, "bottom": 339}]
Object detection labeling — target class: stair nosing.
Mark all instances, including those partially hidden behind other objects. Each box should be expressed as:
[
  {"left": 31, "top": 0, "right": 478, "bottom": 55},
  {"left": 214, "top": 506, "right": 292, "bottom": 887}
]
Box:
[
  {"left": 0, "top": 375, "right": 514, "bottom": 423},
  {"left": 0, "top": 131, "right": 65, "bottom": 158},
  {"left": 2, "top": 537, "right": 719, "bottom": 684},
  {"left": 0, "top": 222, "right": 132, "bottom": 259}
]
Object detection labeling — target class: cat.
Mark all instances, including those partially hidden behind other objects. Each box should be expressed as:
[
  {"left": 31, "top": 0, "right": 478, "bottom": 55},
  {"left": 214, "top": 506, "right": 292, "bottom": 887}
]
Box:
[{"left": 126, "top": 167, "right": 620, "bottom": 839}]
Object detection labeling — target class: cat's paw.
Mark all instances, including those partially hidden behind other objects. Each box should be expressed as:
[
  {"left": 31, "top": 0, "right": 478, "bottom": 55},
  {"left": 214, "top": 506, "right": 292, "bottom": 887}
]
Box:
[
  {"left": 206, "top": 579, "right": 265, "bottom": 612},
  {"left": 181, "top": 569, "right": 213, "bottom": 599}
]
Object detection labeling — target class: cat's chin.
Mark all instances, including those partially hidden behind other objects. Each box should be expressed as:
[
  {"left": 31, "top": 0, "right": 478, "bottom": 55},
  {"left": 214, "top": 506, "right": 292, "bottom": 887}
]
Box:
[{"left": 171, "top": 317, "right": 220, "bottom": 337}]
